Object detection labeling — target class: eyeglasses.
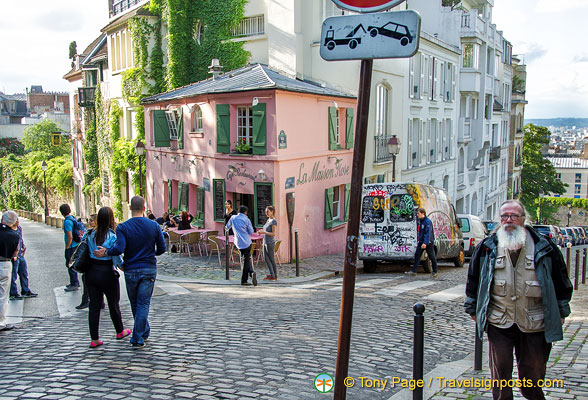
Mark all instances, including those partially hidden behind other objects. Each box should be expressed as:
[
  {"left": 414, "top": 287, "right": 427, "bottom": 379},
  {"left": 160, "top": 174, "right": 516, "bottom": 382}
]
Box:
[{"left": 500, "top": 214, "right": 522, "bottom": 221}]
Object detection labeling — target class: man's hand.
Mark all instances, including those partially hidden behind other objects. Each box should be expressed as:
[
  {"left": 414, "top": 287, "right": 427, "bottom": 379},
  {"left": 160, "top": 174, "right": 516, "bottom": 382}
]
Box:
[
  {"left": 93, "top": 246, "right": 107, "bottom": 257},
  {"left": 421, "top": 244, "right": 427, "bottom": 250}
]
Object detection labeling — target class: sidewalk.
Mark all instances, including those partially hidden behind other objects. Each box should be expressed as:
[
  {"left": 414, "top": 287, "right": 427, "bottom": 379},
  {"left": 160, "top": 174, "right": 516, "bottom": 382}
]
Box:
[{"left": 397, "top": 281, "right": 588, "bottom": 399}]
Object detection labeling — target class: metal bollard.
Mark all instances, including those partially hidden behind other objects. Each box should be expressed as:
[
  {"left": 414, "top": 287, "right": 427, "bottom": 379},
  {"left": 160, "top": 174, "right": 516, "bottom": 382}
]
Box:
[
  {"left": 474, "top": 325, "right": 483, "bottom": 371},
  {"left": 413, "top": 303, "right": 425, "bottom": 400},
  {"left": 583, "top": 248, "right": 586, "bottom": 285},
  {"left": 295, "top": 228, "right": 300, "bottom": 277},
  {"left": 225, "top": 229, "right": 230, "bottom": 280},
  {"left": 566, "top": 246, "right": 572, "bottom": 276},
  {"left": 575, "top": 249, "right": 580, "bottom": 290}
]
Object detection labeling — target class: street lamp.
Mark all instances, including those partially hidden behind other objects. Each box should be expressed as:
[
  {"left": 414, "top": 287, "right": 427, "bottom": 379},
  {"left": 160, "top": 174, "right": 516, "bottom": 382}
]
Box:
[
  {"left": 134, "top": 140, "right": 145, "bottom": 197},
  {"left": 41, "top": 160, "right": 48, "bottom": 219},
  {"left": 567, "top": 202, "right": 572, "bottom": 227},
  {"left": 387, "top": 135, "right": 401, "bottom": 182}
]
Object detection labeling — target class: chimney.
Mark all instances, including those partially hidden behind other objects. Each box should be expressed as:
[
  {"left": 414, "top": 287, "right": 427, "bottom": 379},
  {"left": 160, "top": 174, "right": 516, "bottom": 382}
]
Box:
[{"left": 208, "top": 59, "right": 223, "bottom": 79}]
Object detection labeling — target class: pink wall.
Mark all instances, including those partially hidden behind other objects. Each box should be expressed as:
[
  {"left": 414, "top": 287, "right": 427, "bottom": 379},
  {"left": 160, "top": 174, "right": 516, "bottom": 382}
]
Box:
[{"left": 144, "top": 89, "right": 356, "bottom": 260}]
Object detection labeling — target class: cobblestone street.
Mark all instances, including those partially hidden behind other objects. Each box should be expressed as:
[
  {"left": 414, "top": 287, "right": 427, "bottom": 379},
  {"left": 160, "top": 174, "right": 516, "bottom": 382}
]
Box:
[{"left": 0, "top": 218, "right": 586, "bottom": 399}]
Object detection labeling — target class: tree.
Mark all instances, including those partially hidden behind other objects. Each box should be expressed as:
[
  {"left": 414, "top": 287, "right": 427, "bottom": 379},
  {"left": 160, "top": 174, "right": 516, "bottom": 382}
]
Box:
[
  {"left": 521, "top": 124, "right": 566, "bottom": 218},
  {"left": 69, "top": 41, "right": 77, "bottom": 68},
  {"left": 22, "top": 120, "right": 70, "bottom": 159}
]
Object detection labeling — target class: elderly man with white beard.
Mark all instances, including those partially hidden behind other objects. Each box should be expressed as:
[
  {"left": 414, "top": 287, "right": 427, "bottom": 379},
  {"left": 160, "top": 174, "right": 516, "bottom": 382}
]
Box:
[{"left": 465, "top": 200, "right": 573, "bottom": 400}]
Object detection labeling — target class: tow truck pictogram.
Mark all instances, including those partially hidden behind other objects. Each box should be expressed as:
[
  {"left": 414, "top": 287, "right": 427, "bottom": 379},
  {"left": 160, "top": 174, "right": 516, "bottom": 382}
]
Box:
[{"left": 324, "top": 24, "right": 367, "bottom": 50}]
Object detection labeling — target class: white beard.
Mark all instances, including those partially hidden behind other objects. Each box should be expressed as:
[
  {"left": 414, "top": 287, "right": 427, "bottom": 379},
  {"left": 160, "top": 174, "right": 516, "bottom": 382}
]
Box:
[{"left": 496, "top": 224, "right": 527, "bottom": 250}]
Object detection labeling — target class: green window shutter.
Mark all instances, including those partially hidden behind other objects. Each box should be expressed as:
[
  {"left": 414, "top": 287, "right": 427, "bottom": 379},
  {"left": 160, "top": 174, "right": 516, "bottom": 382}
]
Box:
[
  {"left": 216, "top": 104, "right": 230, "bottom": 154},
  {"left": 194, "top": 186, "right": 205, "bottom": 228},
  {"left": 167, "top": 179, "right": 172, "bottom": 210},
  {"left": 252, "top": 103, "right": 267, "bottom": 155},
  {"left": 177, "top": 108, "right": 184, "bottom": 150},
  {"left": 344, "top": 183, "right": 351, "bottom": 221},
  {"left": 345, "top": 108, "right": 354, "bottom": 149},
  {"left": 328, "top": 107, "right": 338, "bottom": 150},
  {"left": 213, "top": 179, "right": 226, "bottom": 222},
  {"left": 324, "top": 187, "right": 334, "bottom": 230},
  {"left": 154, "top": 110, "right": 170, "bottom": 147}
]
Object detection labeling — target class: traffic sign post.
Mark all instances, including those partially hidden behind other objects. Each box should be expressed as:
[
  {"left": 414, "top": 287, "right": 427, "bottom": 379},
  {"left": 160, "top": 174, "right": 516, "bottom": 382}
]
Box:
[{"left": 321, "top": 2, "right": 417, "bottom": 399}]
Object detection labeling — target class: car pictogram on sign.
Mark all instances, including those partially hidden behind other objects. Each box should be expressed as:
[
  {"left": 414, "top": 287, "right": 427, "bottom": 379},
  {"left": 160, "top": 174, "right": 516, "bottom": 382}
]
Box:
[{"left": 367, "top": 22, "right": 413, "bottom": 46}]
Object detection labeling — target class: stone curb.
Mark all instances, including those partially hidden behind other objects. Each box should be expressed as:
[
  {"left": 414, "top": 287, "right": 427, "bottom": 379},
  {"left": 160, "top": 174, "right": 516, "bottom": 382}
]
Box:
[{"left": 157, "top": 269, "right": 344, "bottom": 285}]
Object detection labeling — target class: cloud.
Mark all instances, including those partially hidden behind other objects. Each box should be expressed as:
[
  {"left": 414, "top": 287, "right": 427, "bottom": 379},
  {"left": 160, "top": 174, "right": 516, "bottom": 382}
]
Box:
[
  {"left": 35, "top": 10, "right": 84, "bottom": 32},
  {"left": 517, "top": 42, "right": 548, "bottom": 64},
  {"left": 536, "top": 0, "right": 588, "bottom": 12},
  {"left": 573, "top": 54, "right": 588, "bottom": 63}
]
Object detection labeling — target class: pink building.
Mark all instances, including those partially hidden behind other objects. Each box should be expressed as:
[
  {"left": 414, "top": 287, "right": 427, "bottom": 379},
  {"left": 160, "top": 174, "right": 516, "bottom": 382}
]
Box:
[{"left": 142, "top": 64, "right": 356, "bottom": 259}]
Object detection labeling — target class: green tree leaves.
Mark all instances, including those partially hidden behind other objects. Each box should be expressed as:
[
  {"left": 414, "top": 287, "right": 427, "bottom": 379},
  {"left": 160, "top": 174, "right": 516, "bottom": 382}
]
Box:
[{"left": 22, "top": 120, "right": 70, "bottom": 159}]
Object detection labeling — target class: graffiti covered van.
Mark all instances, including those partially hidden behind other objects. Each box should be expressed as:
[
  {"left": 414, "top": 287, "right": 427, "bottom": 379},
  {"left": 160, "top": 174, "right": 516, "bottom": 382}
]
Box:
[{"left": 359, "top": 182, "right": 464, "bottom": 272}]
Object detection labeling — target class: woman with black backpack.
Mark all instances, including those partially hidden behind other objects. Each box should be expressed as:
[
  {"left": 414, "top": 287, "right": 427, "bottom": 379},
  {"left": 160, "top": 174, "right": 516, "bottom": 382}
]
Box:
[{"left": 84, "top": 207, "right": 131, "bottom": 348}]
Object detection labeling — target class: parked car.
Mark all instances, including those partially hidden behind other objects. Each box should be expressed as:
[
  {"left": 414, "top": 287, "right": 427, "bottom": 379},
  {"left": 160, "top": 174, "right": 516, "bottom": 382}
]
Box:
[
  {"left": 553, "top": 226, "right": 564, "bottom": 247},
  {"left": 459, "top": 214, "right": 488, "bottom": 258},
  {"left": 562, "top": 227, "right": 576, "bottom": 246},
  {"left": 482, "top": 220, "right": 499, "bottom": 233},
  {"left": 572, "top": 227, "right": 586, "bottom": 245},
  {"left": 533, "top": 224, "right": 559, "bottom": 244}
]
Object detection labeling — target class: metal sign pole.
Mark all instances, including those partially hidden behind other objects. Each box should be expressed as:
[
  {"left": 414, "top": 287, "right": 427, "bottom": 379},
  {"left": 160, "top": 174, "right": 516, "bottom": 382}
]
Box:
[{"left": 333, "top": 58, "right": 373, "bottom": 399}]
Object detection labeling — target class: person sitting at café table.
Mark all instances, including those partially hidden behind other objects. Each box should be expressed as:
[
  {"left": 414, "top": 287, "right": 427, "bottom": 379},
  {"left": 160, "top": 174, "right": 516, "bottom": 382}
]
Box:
[
  {"left": 165, "top": 213, "right": 181, "bottom": 228},
  {"left": 177, "top": 212, "right": 194, "bottom": 231},
  {"left": 156, "top": 212, "right": 169, "bottom": 226}
]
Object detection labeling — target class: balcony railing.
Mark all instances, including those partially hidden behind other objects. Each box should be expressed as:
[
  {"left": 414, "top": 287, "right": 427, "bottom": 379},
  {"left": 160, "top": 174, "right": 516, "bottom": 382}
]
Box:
[
  {"left": 489, "top": 146, "right": 501, "bottom": 162},
  {"left": 374, "top": 135, "right": 393, "bottom": 163},
  {"left": 78, "top": 87, "right": 96, "bottom": 108},
  {"left": 231, "top": 15, "right": 265, "bottom": 38},
  {"left": 112, "top": 0, "right": 144, "bottom": 17}
]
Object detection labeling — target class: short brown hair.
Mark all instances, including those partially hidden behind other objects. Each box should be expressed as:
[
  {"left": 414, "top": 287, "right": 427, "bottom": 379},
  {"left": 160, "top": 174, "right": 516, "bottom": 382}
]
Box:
[{"left": 417, "top": 207, "right": 426, "bottom": 216}]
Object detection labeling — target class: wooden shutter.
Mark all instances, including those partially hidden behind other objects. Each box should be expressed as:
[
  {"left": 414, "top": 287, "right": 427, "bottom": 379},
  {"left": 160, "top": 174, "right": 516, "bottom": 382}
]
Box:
[
  {"left": 154, "top": 110, "right": 170, "bottom": 147},
  {"left": 216, "top": 104, "right": 230, "bottom": 153},
  {"left": 328, "top": 107, "right": 338, "bottom": 150},
  {"left": 177, "top": 108, "right": 184, "bottom": 150},
  {"left": 252, "top": 103, "right": 267, "bottom": 155},
  {"left": 324, "top": 187, "right": 334, "bottom": 229},
  {"left": 345, "top": 108, "right": 354, "bottom": 149},
  {"left": 344, "top": 183, "right": 350, "bottom": 221},
  {"left": 194, "top": 186, "right": 205, "bottom": 228}
]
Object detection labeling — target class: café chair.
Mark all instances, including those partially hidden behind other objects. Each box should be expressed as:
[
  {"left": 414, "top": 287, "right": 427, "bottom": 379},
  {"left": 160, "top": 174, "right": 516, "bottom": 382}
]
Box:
[
  {"left": 207, "top": 236, "right": 225, "bottom": 266},
  {"left": 179, "top": 232, "right": 203, "bottom": 257},
  {"left": 167, "top": 231, "right": 182, "bottom": 255}
]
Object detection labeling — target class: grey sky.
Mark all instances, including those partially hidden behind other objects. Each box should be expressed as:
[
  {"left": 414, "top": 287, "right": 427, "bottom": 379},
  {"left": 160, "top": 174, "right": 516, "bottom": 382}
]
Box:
[{"left": 0, "top": 0, "right": 585, "bottom": 119}]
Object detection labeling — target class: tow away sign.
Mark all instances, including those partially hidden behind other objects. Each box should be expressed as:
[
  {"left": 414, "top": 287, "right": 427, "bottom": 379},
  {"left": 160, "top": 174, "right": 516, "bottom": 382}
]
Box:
[{"left": 320, "top": 10, "right": 420, "bottom": 61}]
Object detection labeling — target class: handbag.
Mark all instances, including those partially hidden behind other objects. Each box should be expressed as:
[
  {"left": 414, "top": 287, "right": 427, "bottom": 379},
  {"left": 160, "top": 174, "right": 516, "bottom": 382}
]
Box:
[{"left": 69, "top": 238, "right": 90, "bottom": 273}]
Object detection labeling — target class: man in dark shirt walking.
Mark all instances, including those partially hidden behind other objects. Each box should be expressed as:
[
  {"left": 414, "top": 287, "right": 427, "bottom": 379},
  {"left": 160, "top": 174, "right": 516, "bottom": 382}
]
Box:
[
  {"left": 94, "top": 196, "right": 166, "bottom": 349},
  {"left": 406, "top": 207, "right": 438, "bottom": 278},
  {"left": 1, "top": 211, "right": 21, "bottom": 332}
]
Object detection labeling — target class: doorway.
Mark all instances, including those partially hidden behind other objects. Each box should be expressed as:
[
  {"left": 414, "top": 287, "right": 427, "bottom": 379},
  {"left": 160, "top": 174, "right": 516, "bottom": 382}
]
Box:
[{"left": 234, "top": 193, "right": 254, "bottom": 224}]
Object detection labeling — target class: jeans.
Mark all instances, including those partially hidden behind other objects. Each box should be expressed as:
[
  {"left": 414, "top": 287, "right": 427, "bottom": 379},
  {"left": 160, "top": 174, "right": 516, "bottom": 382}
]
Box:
[
  {"left": 10, "top": 256, "right": 31, "bottom": 296},
  {"left": 0, "top": 262, "right": 11, "bottom": 329},
  {"left": 487, "top": 324, "right": 552, "bottom": 400},
  {"left": 124, "top": 268, "right": 156, "bottom": 345},
  {"left": 65, "top": 247, "right": 80, "bottom": 287},
  {"left": 239, "top": 245, "right": 254, "bottom": 284},
  {"left": 264, "top": 242, "right": 278, "bottom": 278},
  {"left": 411, "top": 243, "right": 438, "bottom": 273},
  {"left": 86, "top": 262, "right": 124, "bottom": 340}
]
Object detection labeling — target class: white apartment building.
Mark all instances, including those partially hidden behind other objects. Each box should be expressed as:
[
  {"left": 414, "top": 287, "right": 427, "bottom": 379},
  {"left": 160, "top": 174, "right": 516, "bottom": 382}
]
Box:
[
  {"left": 508, "top": 55, "right": 526, "bottom": 199},
  {"left": 550, "top": 157, "right": 588, "bottom": 199}
]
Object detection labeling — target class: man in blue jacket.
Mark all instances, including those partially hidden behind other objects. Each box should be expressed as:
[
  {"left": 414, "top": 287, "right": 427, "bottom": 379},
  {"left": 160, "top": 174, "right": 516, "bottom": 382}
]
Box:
[
  {"left": 406, "top": 207, "right": 438, "bottom": 278},
  {"left": 94, "top": 196, "right": 166, "bottom": 349},
  {"left": 465, "top": 200, "right": 572, "bottom": 400}
]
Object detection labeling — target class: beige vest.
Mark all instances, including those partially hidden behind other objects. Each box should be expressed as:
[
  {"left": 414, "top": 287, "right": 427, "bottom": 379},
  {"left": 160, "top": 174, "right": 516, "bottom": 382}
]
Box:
[{"left": 487, "top": 230, "right": 545, "bottom": 332}]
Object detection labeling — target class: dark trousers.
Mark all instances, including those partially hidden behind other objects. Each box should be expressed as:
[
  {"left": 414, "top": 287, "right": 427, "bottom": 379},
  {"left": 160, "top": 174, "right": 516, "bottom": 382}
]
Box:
[
  {"left": 65, "top": 247, "right": 80, "bottom": 287},
  {"left": 239, "top": 245, "right": 253, "bottom": 284},
  {"left": 10, "top": 256, "right": 30, "bottom": 296},
  {"left": 85, "top": 262, "right": 124, "bottom": 340},
  {"left": 411, "top": 243, "right": 438, "bottom": 273},
  {"left": 487, "top": 324, "right": 552, "bottom": 400}
]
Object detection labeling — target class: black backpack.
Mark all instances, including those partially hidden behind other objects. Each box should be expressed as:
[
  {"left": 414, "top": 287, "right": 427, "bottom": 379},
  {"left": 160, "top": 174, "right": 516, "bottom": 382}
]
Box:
[{"left": 65, "top": 215, "right": 86, "bottom": 243}]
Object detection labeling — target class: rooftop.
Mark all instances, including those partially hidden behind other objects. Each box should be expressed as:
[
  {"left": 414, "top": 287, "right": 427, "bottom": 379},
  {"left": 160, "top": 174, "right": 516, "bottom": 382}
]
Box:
[{"left": 548, "top": 157, "right": 588, "bottom": 169}]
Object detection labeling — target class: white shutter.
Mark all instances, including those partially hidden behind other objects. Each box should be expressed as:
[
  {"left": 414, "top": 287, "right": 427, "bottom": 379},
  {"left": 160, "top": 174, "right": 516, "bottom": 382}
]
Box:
[
  {"left": 452, "top": 64, "right": 456, "bottom": 102},
  {"left": 408, "top": 119, "right": 413, "bottom": 168},
  {"left": 409, "top": 57, "right": 414, "bottom": 99},
  {"left": 419, "top": 54, "right": 425, "bottom": 100}
]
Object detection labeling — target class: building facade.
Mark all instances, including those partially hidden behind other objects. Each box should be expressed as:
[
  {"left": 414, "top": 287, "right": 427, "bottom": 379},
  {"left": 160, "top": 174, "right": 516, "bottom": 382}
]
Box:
[{"left": 508, "top": 55, "right": 527, "bottom": 199}]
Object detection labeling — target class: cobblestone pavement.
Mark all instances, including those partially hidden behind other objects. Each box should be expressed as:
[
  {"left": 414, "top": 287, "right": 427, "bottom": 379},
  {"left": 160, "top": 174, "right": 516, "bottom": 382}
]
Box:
[{"left": 1, "top": 218, "right": 586, "bottom": 399}]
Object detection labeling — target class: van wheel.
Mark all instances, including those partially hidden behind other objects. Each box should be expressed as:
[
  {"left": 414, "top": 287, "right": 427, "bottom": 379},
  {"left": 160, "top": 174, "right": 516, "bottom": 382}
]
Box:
[
  {"left": 454, "top": 248, "right": 465, "bottom": 268},
  {"left": 363, "top": 260, "right": 377, "bottom": 273}
]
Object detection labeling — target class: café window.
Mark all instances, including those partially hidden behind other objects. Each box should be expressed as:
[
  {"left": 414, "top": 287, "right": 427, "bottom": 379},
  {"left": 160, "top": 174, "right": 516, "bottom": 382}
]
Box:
[
  {"left": 177, "top": 181, "right": 189, "bottom": 212},
  {"left": 216, "top": 103, "right": 267, "bottom": 155},
  {"left": 328, "top": 107, "right": 354, "bottom": 150},
  {"left": 192, "top": 185, "right": 205, "bottom": 228},
  {"left": 324, "top": 184, "right": 350, "bottom": 229}
]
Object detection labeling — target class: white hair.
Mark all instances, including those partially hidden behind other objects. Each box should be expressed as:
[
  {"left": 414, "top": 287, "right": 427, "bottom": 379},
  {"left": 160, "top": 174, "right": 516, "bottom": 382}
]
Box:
[{"left": 1, "top": 210, "right": 18, "bottom": 227}]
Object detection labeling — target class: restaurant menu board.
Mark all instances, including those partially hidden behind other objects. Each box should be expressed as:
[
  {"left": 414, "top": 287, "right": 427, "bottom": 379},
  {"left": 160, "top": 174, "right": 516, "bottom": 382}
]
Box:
[
  {"left": 213, "top": 179, "right": 225, "bottom": 221},
  {"left": 255, "top": 183, "right": 273, "bottom": 227}
]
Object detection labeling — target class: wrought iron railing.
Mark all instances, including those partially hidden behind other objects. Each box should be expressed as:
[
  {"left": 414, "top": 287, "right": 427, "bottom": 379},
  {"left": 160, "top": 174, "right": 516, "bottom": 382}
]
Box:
[
  {"left": 489, "top": 146, "right": 501, "bottom": 162},
  {"left": 112, "top": 0, "right": 144, "bottom": 17},
  {"left": 374, "top": 135, "right": 393, "bottom": 163},
  {"left": 78, "top": 87, "right": 96, "bottom": 108}
]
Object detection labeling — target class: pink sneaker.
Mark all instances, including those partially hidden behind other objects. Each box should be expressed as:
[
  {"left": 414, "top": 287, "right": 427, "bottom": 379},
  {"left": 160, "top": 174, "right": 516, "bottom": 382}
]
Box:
[
  {"left": 116, "top": 328, "right": 132, "bottom": 340},
  {"left": 89, "top": 340, "right": 103, "bottom": 348}
]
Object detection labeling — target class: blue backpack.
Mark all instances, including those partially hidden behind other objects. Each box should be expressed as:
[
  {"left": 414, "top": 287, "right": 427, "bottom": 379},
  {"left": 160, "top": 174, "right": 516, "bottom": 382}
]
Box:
[{"left": 65, "top": 215, "right": 87, "bottom": 243}]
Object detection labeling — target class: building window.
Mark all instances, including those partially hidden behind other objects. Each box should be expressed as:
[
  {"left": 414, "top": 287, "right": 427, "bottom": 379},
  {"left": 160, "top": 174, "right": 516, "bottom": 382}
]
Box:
[
  {"left": 110, "top": 28, "right": 134, "bottom": 73},
  {"left": 237, "top": 106, "right": 253, "bottom": 146},
  {"left": 376, "top": 84, "right": 389, "bottom": 136},
  {"left": 556, "top": 173, "right": 561, "bottom": 180},
  {"left": 575, "top": 184, "right": 581, "bottom": 194},
  {"left": 324, "top": 184, "right": 350, "bottom": 229},
  {"left": 192, "top": 106, "right": 203, "bottom": 132},
  {"left": 165, "top": 110, "right": 180, "bottom": 139},
  {"left": 463, "top": 43, "right": 478, "bottom": 69},
  {"left": 332, "top": 186, "right": 340, "bottom": 220},
  {"left": 576, "top": 173, "right": 582, "bottom": 183},
  {"left": 102, "top": 171, "right": 110, "bottom": 196},
  {"left": 231, "top": 15, "right": 265, "bottom": 37}
]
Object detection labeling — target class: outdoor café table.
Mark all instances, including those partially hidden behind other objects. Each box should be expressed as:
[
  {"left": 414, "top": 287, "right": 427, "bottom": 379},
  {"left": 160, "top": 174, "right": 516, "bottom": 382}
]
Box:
[{"left": 217, "top": 233, "right": 263, "bottom": 265}]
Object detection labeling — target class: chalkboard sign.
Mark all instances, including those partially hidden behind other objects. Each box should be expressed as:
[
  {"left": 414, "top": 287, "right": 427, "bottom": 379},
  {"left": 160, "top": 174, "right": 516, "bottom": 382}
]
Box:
[
  {"left": 255, "top": 183, "right": 273, "bottom": 227},
  {"left": 213, "top": 179, "right": 225, "bottom": 222},
  {"left": 361, "top": 196, "right": 385, "bottom": 223}
]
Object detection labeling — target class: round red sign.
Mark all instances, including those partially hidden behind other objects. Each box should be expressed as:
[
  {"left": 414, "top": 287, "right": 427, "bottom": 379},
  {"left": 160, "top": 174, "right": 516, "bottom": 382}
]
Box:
[{"left": 331, "top": 0, "right": 405, "bottom": 13}]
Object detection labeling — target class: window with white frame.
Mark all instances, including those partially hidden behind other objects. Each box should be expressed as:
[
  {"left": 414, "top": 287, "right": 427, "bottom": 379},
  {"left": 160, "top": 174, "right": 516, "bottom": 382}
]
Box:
[
  {"left": 463, "top": 43, "right": 478, "bottom": 69},
  {"left": 430, "top": 118, "right": 437, "bottom": 162},
  {"left": 165, "top": 109, "right": 180, "bottom": 139},
  {"left": 110, "top": 28, "right": 134, "bottom": 73},
  {"left": 231, "top": 15, "right": 265, "bottom": 37},
  {"left": 332, "top": 186, "right": 340, "bottom": 220},
  {"left": 192, "top": 106, "right": 203, "bottom": 132},
  {"left": 575, "top": 184, "right": 581, "bottom": 194},
  {"left": 334, "top": 108, "right": 340, "bottom": 143},
  {"left": 237, "top": 106, "right": 253, "bottom": 145},
  {"left": 421, "top": 120, "right": 427, "bottom": 165},
  {"left": 408, "top": 119, "right": 413, "bottom": 168},
  {"left": 576, "top": 173, "right": 582, "bottom": 183},
  {"left": 376, "top": 84, "right": 389, "bottom": 136}
]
